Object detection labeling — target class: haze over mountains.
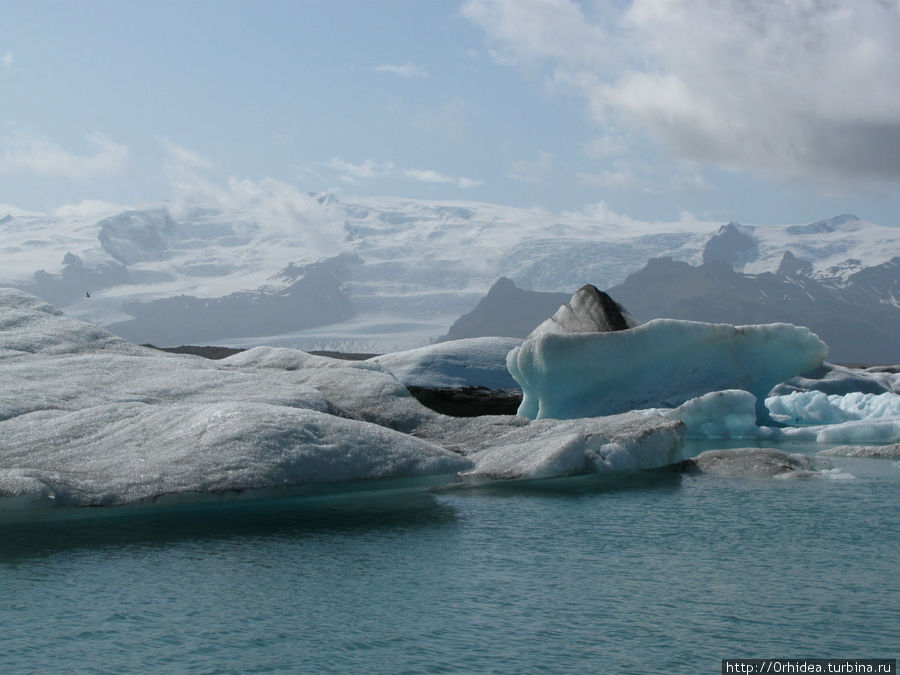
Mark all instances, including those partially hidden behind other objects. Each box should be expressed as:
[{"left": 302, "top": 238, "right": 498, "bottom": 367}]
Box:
[{"left": 2, "top": 196, "right": 899, "bottom": 362}]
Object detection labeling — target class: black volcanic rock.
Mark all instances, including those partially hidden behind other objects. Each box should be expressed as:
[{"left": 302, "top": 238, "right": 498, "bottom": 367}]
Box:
[{"left": 444, "top": 277, "right": 570, "bottom": 340}]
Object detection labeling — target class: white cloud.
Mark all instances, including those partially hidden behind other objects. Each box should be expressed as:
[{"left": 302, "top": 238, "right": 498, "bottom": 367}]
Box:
[
  {"left": 508, "top": 150, "right": 554, "bottom": 183},
  {"left": 404, "top": 168, "right": 483, "bottom": 188},
  {"left": 375, "top": 62, "right": 429, "bottom": 78},
  {"left": 577, "top": 169, "right": 639, "bottom": 191},
  {"left": 323, "top": 157, "right": 481, "bottom": 189},
  {"left": 1, "top": 52, "right": 12, "bottom": 71},
  {"left": 0, "top": 132, "right": 129, "bottom": 180},
  {"left": 327, "top": 157, "right": 395, "bottom": 182},
  {"left": 161, "top": 138, "right": 213, "bottom": 171},
  {"left": 464, "top": 0, "right": 900, "bottom": 185},
  {"left": 456, "top": 176, "right": 484, "bottom": 189},
  {"left": 461, "top": 0, "right": 610, "bottom": 67}
]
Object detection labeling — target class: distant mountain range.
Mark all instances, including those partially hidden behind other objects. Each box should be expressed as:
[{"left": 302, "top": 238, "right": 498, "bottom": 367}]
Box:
[
  {"left": 1, "top": 198, "right": 899, "bottom": 360},
  {"left": 447, "top": 221, "right": 900, "bottom": 363}
]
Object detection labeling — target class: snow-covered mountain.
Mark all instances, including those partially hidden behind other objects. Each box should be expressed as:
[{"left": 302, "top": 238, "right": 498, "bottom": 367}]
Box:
[{"left": 2, "top": 195, "right": 899, "bottom": 356}]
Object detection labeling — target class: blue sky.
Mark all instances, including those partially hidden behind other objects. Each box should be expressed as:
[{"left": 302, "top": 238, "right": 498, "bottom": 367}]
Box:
[{"left": 2, "top": 0, "right": 899, "bottom": 225}]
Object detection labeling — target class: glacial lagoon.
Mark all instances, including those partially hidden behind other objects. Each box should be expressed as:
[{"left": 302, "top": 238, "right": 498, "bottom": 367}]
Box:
[{"left": 2, "top": 446, "right": 898, "bottom": 674}]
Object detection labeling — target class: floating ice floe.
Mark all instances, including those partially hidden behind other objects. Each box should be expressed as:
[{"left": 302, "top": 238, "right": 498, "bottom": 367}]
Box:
[
  {"left": 770, "top": 363, "right": 900, "bottom": 396},
  {"left": 818, "top": 444, "right": 900, "bottom": 458},
  {"left": 685, "top": 448, "right": 817, "bottom": 478},
  {"left": 766, "top": 391, "right": 900, "bottom": 426},
  {"left": 508, "top": 318, "right": 827, "bottom": 420}
]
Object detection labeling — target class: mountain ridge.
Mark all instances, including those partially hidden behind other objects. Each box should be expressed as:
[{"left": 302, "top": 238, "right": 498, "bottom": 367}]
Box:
[{"left": 1, "top": 196, "right": 899, "bottom": 355}]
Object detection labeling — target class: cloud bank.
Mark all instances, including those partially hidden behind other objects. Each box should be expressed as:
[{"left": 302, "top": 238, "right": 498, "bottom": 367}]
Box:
[
  {"left": 463, "top": 0, "right": 900, "bottom": 186},
  {"left": 0, "top": 133, "right": 129, "bottom": 180}
]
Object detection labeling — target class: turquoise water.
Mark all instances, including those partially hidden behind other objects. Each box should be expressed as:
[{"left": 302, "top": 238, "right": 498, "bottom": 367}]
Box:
[{"left": 2, "top": 449, "right": 898, "bottom": 674}]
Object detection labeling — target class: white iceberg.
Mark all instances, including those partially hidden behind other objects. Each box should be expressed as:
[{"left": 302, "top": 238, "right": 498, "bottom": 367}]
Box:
[
  {"left": 451, "top": 413, "right": 686, "bottom": 481},
  {"left": 0, "top": 402, "right": 468, "bottom": 507},
  {"left": 766, "top": 391, "right": 900, "bottom": 426},
  {"left": 661, "top": 390, "right": 773, "bottom": 439},
  {"left": 507, "top": 318, "right": 827, "bottom": 420},
  {"left": 368, "top": 337, "right": 522, "bottom": 390}
]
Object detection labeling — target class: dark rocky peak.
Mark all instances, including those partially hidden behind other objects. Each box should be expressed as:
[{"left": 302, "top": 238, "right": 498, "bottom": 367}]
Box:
[
  {"left": 443, "top": 277, "right": 569, "bottom": 341},
  {"left": 528, "top": 284, "right": 637, "bottom": 338},
  {"left": 702, "top": 222, "right": 757, "bottom": 269},
  {"left": 776, "top": 251, "right": 814, "bottom": 278},
  {"left": 486, "top": 276, "right": 517, "bottom": 295},
  {"left": 0, "top": 214, "right": 13, "bottom": 224}
]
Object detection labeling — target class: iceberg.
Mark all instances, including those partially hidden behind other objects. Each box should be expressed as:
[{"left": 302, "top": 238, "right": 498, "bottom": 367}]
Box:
[
  {"left": 0, "top": 402, "right": 468, "bottom": 508},
  {"left": 766, "top": 391, "right": 900, "bottom": 426},
  {"left": 1, "top": 288, "right": 704, "bottom": 509},
  {"left": 685, "top": 448, "right": 817, "bottom": 478},
  {"left": 661, "top": 390, "right": 773, "bottom": 439},
  {"left": 508, "top": 318, "right": 827, "bottom": 420},
  {"left": 369, "top": 337, "right": 522, "bottom": 390},
  {"left": 450, "top": 413, "right": 686, "bottom": 481},
  {"left": 818, "top": 444, "right": 900, "bottom": 458}
]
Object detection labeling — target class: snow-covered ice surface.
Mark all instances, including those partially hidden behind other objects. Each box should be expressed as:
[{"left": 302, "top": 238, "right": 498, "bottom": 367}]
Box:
[{"left": 508, "top": 319, "right": 827, "bottom": 420}]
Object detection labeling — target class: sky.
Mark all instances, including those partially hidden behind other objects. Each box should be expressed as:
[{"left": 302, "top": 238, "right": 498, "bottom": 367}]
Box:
[{"left": 2, "top": 0, "right": 899, "bottom": 226}]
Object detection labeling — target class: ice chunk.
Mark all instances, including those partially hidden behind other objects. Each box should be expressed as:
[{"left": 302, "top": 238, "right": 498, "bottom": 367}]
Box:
[
  {"left": 662, "top": 390, "right": 772, "bottom": 439},
  {"left": 818, "top": 444, "right": 900, "bottom": 458},
  {"left": 812, "top": 419, "right": 900, "bottom": 444},
  {"left": 508, "top": 318, "right": 827, "bottom": 420},
  {"left": 686, "top": 448, "right": 816, "bottom": 477},
  {"left": 770, "top": 363, "right": 897, "bottom": 397},
  {"left": 766, "top": 391, "right": 900, "bottom": 426},
  {"left": 459, "top": 413, "right": 686, "bottom": 480},
  {"left": 369, "top": 337, "right": 522, "bottom": 390}
]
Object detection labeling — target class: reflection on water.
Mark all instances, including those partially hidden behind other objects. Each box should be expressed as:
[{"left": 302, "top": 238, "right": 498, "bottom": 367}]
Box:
[
  {"left": 1, "top": 458, "right": 898, "bottom": 675},
  {"left": 443, "top": 467, "right": 685, "bottom": 498},
  {"left": 0, "top": 490, "right": 459, "bottom": 562},
  {"left": 0, "top": 470, "right": 690, "bottom": 562}
]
